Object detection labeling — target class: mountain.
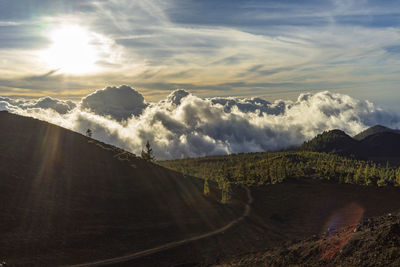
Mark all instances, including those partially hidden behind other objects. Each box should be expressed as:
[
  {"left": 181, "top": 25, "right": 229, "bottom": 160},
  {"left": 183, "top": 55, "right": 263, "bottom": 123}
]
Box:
[
  {"left": 300, "top": 129, "right": 359, "bottom": 156},
  {"left": 3, "top": 111, "right": 400, "bottom": 266},
  {"left": 0, "top": 111, "right": 239, "bottom": 266},
  {"left": 360, "top": 131, "right": 400, "bottom": 157},
  {"left": 354, "top": 125, "right": 400, "bottom": 141},
  {"left": 301, "top": 127, "right": 400, "bottom": 161}
]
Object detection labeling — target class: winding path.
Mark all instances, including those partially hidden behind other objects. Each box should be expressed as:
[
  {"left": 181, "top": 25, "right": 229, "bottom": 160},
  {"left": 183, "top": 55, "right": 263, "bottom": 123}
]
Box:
[{"left": 68, "top": 186, "right": 253, "bottom": 267}]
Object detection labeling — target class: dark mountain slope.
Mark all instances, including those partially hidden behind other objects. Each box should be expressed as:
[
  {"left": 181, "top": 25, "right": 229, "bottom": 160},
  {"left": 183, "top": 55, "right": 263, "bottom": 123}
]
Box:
[
  {"left": 359, "top": 131, "right": 400, "bottom": 157},
  {"left": 0, "top": 111, "right": 240, "bottom": 266},
  {"left": 354, "top": 125, "right": 400, "bottom": 141},
  {"left": 301, "top": 128, "right": 400, "bottom": 161},
  {"left": 300, "top": 130, "right": 359, "bottom": 156}
]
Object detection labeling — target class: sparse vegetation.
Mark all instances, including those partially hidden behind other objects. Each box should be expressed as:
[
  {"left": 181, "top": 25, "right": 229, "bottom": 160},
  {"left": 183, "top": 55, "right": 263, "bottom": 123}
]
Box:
[{"left": 160, "top": 151, "right": 400, "bottom": 188}]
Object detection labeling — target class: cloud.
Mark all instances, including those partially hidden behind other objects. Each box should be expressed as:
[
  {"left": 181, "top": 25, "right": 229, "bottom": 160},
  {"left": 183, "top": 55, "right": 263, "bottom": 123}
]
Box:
[
  {"left": 32, "top": 97, "right": 76, "bottom": 114},
  {"left": 2, "top": 0, "right": 400, "bottom": 108},
  {"left": 80, "top": 85, "right": 148, "bottom": 120},
  {"left": 0, "top": 96, "right": 76, "bottom": 114},
  {"left": 0, "top": 100, "right": 14, "bottom": 112},
  {"left": 1, "top": 87, "right": 400, "bottom": 160},
  {"left": 166, "top": 89, "right": 189, "bottom": 105},
  {"left": 210, "top": 97, "right": 286, "bottom": 115}
]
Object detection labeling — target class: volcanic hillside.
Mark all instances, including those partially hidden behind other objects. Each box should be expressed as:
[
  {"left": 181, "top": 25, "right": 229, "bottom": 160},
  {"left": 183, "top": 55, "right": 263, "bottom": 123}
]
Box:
[
  {"left": 300, "top": 129, "right": 359, "bottom": 156},
  {"left": 353, "top": 125, "right": 400, "bottom": 141},
  {"left": 0, "top": 111, "right": 241, "bottom": 266},
  {"left": 301, "top": 126, "right": 400, "bottom": 161}
]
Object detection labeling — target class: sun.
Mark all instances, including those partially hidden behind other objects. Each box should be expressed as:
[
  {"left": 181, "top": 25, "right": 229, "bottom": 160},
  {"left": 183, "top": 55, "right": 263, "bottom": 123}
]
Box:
[{"left": 42, "top": 25, "right": 99, "bottom": 74}]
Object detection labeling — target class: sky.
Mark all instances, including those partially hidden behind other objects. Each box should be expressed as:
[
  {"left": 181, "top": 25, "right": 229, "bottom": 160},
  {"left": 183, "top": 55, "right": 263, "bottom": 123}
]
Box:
[
  {"left": 1, "top": 0, "right": 400, "bottom": 159},
  {"left": 0, "top": 0, "right": 400, "bottom": 110}
]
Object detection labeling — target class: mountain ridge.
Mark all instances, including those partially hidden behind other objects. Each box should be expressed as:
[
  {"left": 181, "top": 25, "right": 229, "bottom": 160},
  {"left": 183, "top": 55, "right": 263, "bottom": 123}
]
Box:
[
  {"left": 354, "top": 125, "right": 400, "bottom": 141},
  {"left": 301, "top": 125, "right": 400, "bottom": 161},
  {"left": 0, "top": 111, "right": 241, "bottom": 266}
]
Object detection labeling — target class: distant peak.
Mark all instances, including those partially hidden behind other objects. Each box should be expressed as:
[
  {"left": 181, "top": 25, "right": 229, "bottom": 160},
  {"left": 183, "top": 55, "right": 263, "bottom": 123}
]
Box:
[
  {"left": 354, "top": 124, "right": 400, "bottom": 141},
  {"left": 328, "top": 129, "right": 348, "bottom": 135}
]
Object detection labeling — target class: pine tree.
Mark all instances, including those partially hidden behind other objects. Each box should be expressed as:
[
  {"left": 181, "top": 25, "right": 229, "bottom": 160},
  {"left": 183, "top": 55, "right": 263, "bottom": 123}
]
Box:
[
  {"left": 338, "top": 174, "right": 344, "bottom": 184},
  {"left": 141, "top": 140, "right": 155, "bottom": 161},
  {"left": 221, "top": 182, "right": 231, "bottom": 203},
  {"left": 363, "top": 164, "right": 372, "bottom": 186},
  {"left": 277, "top": 158, "right": 286, "bottom": 182},
  {"left": 354, "top": 164, "right": 364, "bottom": 184},
  {"left": 385, "top": 162, "right": 390, "bottom": 179},
  {"left": 238, "top": 161, "right": 248, "bottom": 182},
  {"left": 395, "top": 168, "right": 400, "bottom": 187},
  {"left": 203, "top": 179, "right": 210, "bottom": 195},
  {"left": 265, "top": 156, "right": 270, "bottom": 183},
  {"left": 370, "top": 163, "right": 377, "bottom": 180},
  {"left": 344, "top": 172, "right": 352, "bottom": 184},
  {"left": 86, "top": 128, "right": 92, "bottom": 138},
  {"left": 328, "top": 159, "right": 336, "bottom": 179},
  {"left": 296, "top": 162, "right": 305, "bottom": 178},
  {"left": 316, "top": 158, "right": 322, "bottom": 173},
  {"left": 377, "top": 177, "right": 387, "bottom": 187},
  {"left": 388, "top": 168, "right": 396, "bottom": 184}
]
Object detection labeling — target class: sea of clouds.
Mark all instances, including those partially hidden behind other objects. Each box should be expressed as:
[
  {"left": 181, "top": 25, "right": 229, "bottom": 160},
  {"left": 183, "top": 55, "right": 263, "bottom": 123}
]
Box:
[{"left": 1, "top": 85, "right": 400, "bottom": 159}]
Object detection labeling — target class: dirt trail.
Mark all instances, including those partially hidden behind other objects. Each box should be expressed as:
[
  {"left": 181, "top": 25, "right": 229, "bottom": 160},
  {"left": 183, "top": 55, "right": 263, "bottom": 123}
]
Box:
[{"left": 68, "top": 186, "right": 252, "bottom": 267}]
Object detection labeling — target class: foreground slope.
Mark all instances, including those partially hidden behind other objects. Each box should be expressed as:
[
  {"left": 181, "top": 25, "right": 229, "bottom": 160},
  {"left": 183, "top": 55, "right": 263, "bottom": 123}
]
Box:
[
  {"left": 115, "top": 178, "right": 400, "bottom": 266},
  {"left": 218, "top": 209, "right": 400, "bottom": 267},
  {"left": 0, "top": 111, "right": 240, "bottom": 266},
  {"left": 160, "top": 152, "right": 400, "bottom": 266}
]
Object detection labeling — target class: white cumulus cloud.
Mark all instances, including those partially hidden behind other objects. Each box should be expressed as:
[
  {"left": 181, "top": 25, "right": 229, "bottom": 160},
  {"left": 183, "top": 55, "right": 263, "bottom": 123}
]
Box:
[
  {"left": 1, "top": 87, "right": 400, "bottom": 159},
  {"left": 80, "top": 85, "right": 148, "bottom": 121},
  {"left": 0, "top": 96, "right": 76, "bottom": 114}
]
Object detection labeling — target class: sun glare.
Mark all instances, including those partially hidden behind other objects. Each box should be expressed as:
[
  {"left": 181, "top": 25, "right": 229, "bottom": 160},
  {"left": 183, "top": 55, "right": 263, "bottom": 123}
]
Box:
[{"left": 42, "top": 26, "right": 98, "bottom": 74}]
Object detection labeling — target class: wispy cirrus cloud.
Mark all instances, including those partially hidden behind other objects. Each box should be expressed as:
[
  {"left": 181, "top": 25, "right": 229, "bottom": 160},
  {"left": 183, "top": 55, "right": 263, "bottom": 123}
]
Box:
[{"left": 0, "top": 0, "right": 400, "bottom": 110}]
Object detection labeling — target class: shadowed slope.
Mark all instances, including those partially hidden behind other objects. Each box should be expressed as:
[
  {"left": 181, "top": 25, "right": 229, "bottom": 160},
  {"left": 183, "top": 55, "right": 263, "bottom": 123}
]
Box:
[
  {"left": 301, "top": 130, "right": 359, "bottom": 156},
  {"left": 0, "top": 111, "right": 240, "bottom": 266},
  {"left": 354, "top": 125, "right": 400, "bottom": 141},
  {"left": 301, "top": 128, "right": 400, "bottom": 161},
  {"left": 359, "top": 132, "right": 400, "bottom": 157}
]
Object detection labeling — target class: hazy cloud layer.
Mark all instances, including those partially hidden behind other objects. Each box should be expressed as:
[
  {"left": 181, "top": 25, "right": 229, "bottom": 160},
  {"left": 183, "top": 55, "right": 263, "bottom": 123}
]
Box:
[{"left": 1, "top": 86, "right": 400, "bottom": 159}]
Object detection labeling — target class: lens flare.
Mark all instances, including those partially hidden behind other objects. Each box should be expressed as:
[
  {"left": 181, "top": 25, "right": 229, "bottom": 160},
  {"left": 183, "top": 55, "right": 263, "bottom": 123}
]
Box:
[{"left": 321, "top": 202, "right": 364, "bottom": 260}]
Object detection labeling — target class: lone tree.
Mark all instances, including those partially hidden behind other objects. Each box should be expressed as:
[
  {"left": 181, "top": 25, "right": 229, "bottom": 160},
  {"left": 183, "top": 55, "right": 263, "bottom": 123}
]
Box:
[
  {"left": 86, "top": 128, "right": 92, "bottom": 138},
  {"left": 203, "top": 179, "right": 210, "bottom": 196},
  {"left": 141, "top": 140, "right": 155, "bottom": 161}
]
